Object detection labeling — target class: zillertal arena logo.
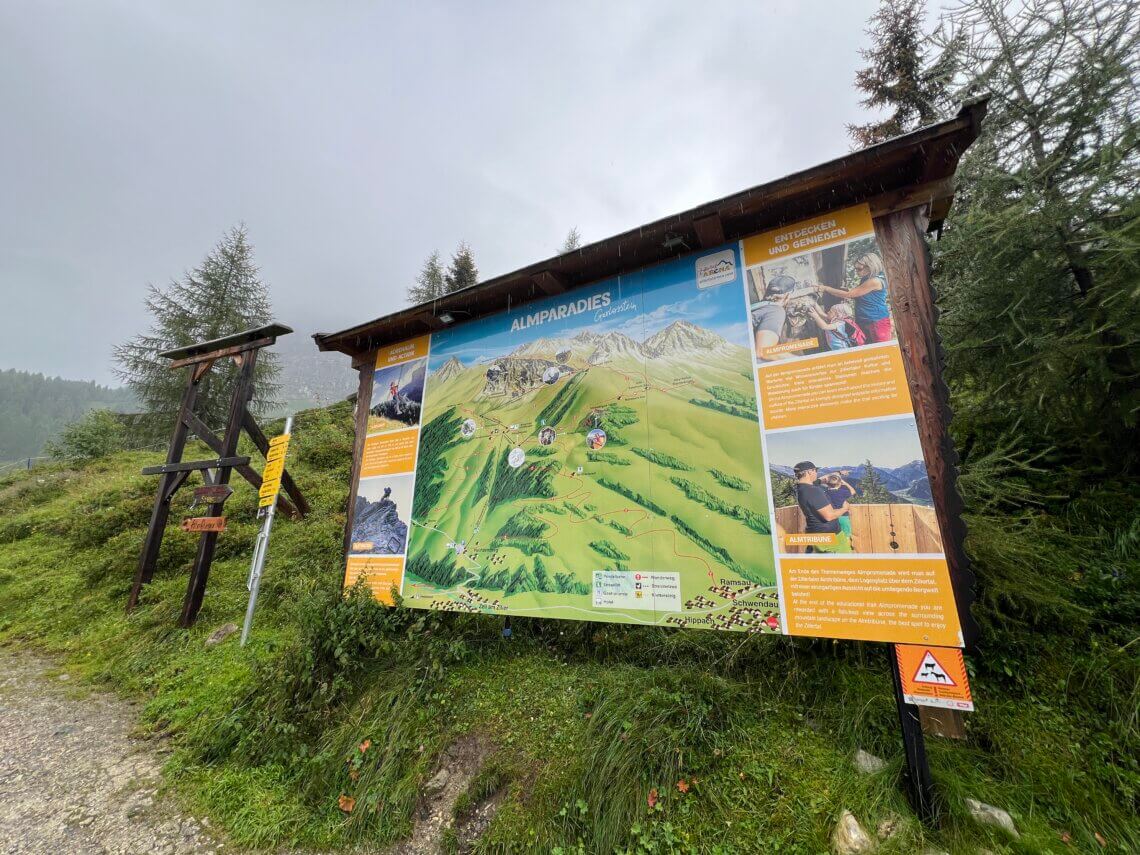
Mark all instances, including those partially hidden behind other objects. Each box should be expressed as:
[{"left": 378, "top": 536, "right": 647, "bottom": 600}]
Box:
[{"left": 696, "top": 249, "right": 736, "bottom": 289}]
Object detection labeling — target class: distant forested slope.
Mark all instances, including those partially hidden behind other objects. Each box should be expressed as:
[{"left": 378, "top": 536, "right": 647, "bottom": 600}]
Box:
[{"left": 0, "top": 369, "right": 136, "bottom": 461}]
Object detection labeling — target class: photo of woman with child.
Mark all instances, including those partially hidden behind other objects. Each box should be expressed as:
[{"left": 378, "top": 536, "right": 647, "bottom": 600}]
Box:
[{"left": 749, "top": 240, "right": 894, "bottom": 361}]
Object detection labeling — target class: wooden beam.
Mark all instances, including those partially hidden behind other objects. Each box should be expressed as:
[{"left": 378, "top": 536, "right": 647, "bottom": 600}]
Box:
[
  {"left": 166, "top": 336, "right": 275, "bottom": 370},
  {"left": 868, "top": 178, "right": 954, "bottom": 220},
  {"left": 159, "top": 323, "right": 291, "bottom": 360},
  {"left": 532, "top": 270, "right": 567, "bottom": 296},
  {"left": 162, "top": 470, "right": 192, "bottom": 504},
  {"left": 128, "top": 370, "right": 201, "bottom": 610},
  {"left": 140, "top": 456, "right": 251, "bottom": 475},
  {"left": 179, "top": 347, "right": 259, "bottom": 626},
  {"left": 692, "top": 213, "right": 725, "bottom": 248},
  {"left": 191, "top": 359, "right": 215, "bottom": 382}
]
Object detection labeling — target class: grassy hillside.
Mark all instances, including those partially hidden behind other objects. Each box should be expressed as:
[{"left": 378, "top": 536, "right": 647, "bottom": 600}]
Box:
[{"left": 0, "top": 401, "right": 1137, "bottom": 853}]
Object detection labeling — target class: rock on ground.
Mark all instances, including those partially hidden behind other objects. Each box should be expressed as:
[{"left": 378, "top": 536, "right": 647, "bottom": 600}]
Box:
[
  {"left": 831, "top": 810, "right": 876, "bottom": 854},
  {"left": 204, "top": 623, "right": 239, "bottom": 648},
  {"left": 853, "top": 749, "right": 886, "bottom": 774},
  {"left": 965, "top": 798, "right": 1019, "bottom": 838}
]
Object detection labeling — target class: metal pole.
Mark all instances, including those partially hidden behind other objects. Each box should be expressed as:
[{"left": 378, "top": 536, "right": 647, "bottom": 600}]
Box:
[
  {"left": 241, "top": 415, "right": 292, "bottom": 646},
  {"left": 890, "top": 643, "right": 938, "bottom": 824}
]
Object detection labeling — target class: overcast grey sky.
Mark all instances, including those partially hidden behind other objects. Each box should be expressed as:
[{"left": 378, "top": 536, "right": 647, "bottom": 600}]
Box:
[{"left": 1, "top": 1, "right": 887, "bottom": 385}]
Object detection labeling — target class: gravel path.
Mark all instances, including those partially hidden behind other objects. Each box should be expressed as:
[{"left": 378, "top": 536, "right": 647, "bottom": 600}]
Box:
[{"left": 0, "top": 648, "right": 224, "bottom": 855}]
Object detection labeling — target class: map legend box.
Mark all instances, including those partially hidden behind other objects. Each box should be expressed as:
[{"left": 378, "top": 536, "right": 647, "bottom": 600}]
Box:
[{"left": 592, "top": 571, "right": 681, "bottom": 612}]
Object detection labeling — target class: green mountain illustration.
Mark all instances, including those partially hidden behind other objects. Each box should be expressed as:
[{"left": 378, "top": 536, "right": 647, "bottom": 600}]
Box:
[{"left": 407, "top": 316, "right": 778, "bottom": 631}]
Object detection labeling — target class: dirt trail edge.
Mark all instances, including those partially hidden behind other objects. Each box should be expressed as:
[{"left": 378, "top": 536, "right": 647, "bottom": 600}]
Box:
[
  {"left": 0, "top": 648, "right": 223, "bottom": 855},
  {"left": 0, "top": 647, "right": 497, "bottom": 855}
]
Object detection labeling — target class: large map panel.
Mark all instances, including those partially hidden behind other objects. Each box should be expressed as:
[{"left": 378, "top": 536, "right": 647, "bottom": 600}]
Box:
[{"left": 401, "top": 247, "right": 781, "bottom": 631}]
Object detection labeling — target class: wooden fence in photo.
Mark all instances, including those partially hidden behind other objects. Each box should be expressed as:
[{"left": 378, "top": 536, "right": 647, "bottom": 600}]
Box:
[{"left": 775, "top": 503, "right": 943, "bottom": 554}]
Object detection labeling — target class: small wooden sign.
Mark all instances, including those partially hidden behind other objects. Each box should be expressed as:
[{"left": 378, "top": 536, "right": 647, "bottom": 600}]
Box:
[
  {"left": 192, "top": 484, "right": 234, "bottom": 505},
  {"left": 181, "top": 516, "right": 227, "bottom": 533}
]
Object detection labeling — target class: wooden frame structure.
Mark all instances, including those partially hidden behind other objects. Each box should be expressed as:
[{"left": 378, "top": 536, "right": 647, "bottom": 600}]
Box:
[
  {"left": 314, "top": 100, "right": 991, "bottom": 822},
  {"left": 315, "top": 100, "right": 986, "bottom": 651},
  {"left": 127, "top": 323, "right": 309, "bottom": 627}
]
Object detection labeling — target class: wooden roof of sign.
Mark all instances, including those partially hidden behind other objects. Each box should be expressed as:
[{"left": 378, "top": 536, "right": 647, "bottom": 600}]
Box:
[
  {"left": 159, "top": 323, "right": 293, "bottom": 361},
  {"left": 313, "top": 98, "right": 988, "bottom": 359}
]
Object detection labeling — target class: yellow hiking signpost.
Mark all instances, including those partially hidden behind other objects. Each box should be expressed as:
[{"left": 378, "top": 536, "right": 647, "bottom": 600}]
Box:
[
  {"left": 244, "top": 419, "right": 294, "bottom": 645},
  {"left": 258, "top": 431, "right": 291, "bottom": 508}
]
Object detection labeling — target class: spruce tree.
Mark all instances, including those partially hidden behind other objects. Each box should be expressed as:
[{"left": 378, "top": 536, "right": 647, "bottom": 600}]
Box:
[
  {"left": 444, "top": 242, "right": 478, "bottom": 293},
  {"left": 855, "top": 460, "right": 895, "bottom": 504},
  {"left": 561, "top": 227, "right": 582, "bottom": 253},
  {"left": 407, "top": 250, "right": 445, "bottom": 304},
  {"left": 113, "top": 225, "right": 280, "bottom": 439},
  {"left": 848, "top": 0, "right": 949, "bottom": 147}
]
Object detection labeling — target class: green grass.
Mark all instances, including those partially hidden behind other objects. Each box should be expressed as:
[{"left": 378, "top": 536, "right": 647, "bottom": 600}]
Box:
[{"left": 1, "top": 400, "right": 1138, "bottom": 853}]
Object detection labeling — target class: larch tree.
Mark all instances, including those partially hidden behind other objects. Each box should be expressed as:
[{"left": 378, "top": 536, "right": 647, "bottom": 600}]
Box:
[
  {"left": 925, "top": 0, "right": 1140, "bottom": 485},
  {"left": 113, "top": 225, "right": 280, "bottom": 439}
]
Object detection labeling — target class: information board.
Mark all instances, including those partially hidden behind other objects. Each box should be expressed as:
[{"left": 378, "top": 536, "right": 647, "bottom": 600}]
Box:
[{"left": 344, "top": 204, "right": 965, "bottom": 646}]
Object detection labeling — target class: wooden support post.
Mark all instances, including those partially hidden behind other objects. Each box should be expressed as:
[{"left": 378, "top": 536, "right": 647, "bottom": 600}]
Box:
[
  {"left": 919, "top": 707, "right": 967, "bottom": 740},
  {"left": 342, "top": 360, "right": 376, "bottom": 558},
  {"left": 891, "top": 644, "right": 938, "bottom": 824},
  {"left": 127, "top": 372, "right": 200, "bottom": 610},
  {"left": 873, "top": 206, "right": 978, "bottom": 646},
  {"left": 178, "top": 348, "right": 259, "bottom": 627}
]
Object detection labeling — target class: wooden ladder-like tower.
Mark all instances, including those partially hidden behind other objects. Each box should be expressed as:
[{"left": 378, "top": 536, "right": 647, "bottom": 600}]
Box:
[{"left": 126, "top": 324, "right": 309, "bottom": 626}]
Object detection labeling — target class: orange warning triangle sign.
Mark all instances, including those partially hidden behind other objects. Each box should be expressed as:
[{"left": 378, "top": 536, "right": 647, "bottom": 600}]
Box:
[
  {"left": 912, "top": 650, "right": 957, "bottom": 686},
  {"left": 895, "top": 644, "right": 974, "bottom": 711}
]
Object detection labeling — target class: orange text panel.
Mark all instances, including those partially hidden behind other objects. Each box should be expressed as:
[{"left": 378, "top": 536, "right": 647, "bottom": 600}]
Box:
[
  {"left": 780, "top": 557, "right": 962, "bottom": 646},
  {"left": 344, "top": 555, "right": 404, "bottom": 605},
  {"left": 759, "top": 346, "right": 912, "bottom": 430},
  {"left": 743, "top": 204, "right": 874, "bottom": 265},
  {"left": 375, "top": 335, "right": 430, "bottom": 369},
  {"left": 361, "top": 428, "right": 419, "bottom": 477}
]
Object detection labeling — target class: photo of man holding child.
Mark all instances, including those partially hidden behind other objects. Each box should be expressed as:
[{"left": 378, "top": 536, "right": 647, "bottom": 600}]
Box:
[{"left": 765, "top": 420, "right": 945, "bottom": 556}]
